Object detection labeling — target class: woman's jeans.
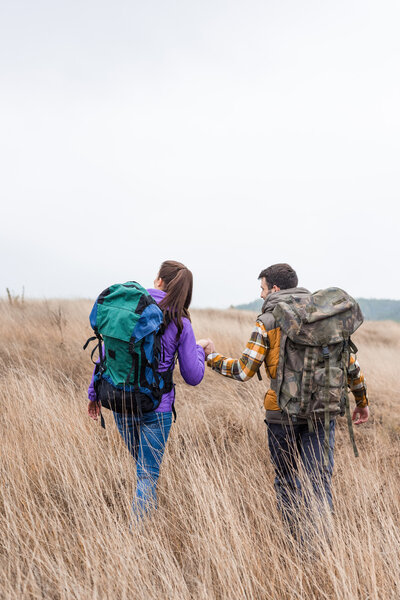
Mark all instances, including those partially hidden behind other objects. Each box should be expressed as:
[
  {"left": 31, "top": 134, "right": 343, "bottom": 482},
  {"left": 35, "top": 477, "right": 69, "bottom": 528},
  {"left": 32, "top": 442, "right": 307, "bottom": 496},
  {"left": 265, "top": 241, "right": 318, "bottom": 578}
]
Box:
[{"left": 113, "top": 411, "right": 172, "bottom": 518}]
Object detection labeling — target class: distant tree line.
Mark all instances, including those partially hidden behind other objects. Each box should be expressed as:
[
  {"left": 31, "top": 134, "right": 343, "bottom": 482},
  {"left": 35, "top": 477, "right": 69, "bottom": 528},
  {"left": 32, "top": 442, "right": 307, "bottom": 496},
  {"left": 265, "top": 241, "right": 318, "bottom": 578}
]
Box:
[
  {"left": 356, "top": 299, "right": 400, "bottom": 321},
  {"left": 234, "top": 297, "right": 400, "bottom": 321}
]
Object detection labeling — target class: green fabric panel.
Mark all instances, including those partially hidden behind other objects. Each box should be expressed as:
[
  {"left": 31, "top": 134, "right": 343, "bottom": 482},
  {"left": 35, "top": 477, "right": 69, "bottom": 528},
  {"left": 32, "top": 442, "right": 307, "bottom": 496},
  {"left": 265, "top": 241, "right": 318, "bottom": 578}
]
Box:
[
  {"left": 96, "top": 283, "right": 148, "bottom": 342},
  {"left": 103, "top": 337, "right": 134, "bottom": 385},
  {"left": 97, "top": 303, "right": 139, "bottom": 342},
  {"left": 93, "top": 282, "right": 153, "bottom": 386}
]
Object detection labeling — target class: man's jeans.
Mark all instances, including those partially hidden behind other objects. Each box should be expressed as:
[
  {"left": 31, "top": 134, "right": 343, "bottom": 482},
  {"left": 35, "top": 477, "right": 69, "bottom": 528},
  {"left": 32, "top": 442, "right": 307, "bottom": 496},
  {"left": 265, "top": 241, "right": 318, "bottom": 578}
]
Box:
[
  {"left": 266, "top": 419, "right": 335, "bottom": 532},
  {"left": 113, "top": 411, "right": 172, "bottom": 518}
]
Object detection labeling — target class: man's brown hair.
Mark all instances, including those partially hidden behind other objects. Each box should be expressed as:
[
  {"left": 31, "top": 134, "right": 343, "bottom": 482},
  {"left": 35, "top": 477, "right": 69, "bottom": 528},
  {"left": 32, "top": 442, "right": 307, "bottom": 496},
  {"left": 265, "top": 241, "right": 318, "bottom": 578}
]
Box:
[{"left": 258, "top": 263, "right": 298, "bottom": 290}]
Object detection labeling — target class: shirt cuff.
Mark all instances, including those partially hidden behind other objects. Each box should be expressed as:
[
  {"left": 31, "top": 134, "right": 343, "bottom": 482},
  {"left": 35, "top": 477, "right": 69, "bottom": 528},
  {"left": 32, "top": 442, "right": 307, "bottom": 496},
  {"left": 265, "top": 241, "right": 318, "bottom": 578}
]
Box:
[
  {"left": 207, "top": 352, "right": 218, "bottom": 366},
  {"left": 356, "top": 396, "right": 369, "bottom": 408}
]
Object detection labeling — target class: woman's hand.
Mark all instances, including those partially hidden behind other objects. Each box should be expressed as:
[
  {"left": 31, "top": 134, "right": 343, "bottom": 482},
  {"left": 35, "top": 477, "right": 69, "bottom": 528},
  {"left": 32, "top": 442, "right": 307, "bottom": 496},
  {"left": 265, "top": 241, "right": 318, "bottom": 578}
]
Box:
[
  {"left": 196, "top": 338, "right": 215, "bottom": 358},
  {"left": 88, "top": 400, "right": 101, "bottom": 421},
  {"left": 204, "top": 339, "right": 215, "bottom": 357},
  {"left": 196, "top": 338, "right": 209, "bottom": 349}
]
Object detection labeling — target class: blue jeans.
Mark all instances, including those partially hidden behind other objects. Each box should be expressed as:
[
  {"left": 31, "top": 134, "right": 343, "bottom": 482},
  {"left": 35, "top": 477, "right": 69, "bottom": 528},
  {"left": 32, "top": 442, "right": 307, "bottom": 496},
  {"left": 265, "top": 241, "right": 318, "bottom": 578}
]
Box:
[
  {"left": 267, "top": 419, "right": 335, "bottom": 532},
  {"left": 113, "top": 411, "right": 172, "bottom": 518}
]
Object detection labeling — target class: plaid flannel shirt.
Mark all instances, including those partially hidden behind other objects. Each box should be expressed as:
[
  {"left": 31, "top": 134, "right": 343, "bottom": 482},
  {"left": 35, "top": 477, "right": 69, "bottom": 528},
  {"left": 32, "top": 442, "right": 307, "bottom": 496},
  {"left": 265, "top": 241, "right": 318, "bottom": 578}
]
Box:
[{"left": 207, "top": 320, "right": 368, "bottom": 407}]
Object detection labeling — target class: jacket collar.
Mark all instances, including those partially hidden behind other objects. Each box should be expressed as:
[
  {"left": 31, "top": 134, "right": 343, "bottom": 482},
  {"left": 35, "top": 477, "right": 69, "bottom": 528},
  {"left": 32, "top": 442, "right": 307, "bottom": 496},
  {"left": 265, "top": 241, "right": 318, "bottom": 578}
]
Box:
[
  {"left": 260, "top": 286, "right": 310, "bottom": 314},
  {"left": 147, "top": 288, "right": 166, "bottom": 303}
]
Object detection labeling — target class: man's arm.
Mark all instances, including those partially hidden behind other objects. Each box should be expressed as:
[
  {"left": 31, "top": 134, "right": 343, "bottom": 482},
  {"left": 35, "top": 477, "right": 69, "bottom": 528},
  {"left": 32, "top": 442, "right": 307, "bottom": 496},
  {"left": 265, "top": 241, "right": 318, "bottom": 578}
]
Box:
[
  {"left": 207, "top": 321, "right": 269, "bottom": 381},
  {"left": 348, "top": 354, "right": 369, "bottom": 424}
]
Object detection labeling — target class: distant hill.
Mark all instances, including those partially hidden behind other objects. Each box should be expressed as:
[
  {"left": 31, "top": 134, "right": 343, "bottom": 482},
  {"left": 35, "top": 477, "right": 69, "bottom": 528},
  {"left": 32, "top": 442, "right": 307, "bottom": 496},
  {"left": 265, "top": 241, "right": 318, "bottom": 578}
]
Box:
[
  {"left": 235, "top": 299, "right": 263, "bottom": 312},
  {"left": 356, "top": 299, "right": 400, "bottom": 321},
  {"left": 234, "top": 297, "right": 400, "bottom": 321}
]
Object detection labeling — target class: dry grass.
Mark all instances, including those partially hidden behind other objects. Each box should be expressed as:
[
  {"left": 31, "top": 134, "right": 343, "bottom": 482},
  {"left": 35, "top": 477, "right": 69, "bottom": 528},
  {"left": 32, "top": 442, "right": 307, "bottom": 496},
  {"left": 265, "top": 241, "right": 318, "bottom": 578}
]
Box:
[{"left": 1, "top": 300, "right": 400, "bottom": 599}]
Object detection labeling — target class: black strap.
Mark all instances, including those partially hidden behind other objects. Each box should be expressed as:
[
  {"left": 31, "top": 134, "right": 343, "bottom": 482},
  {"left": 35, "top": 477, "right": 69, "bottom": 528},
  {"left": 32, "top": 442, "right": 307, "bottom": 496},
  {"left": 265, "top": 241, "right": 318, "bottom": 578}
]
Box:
[
  {"left": 158, "top": 369, "right": 174, "bottom": 395},
  {"left": 126, "top": 341, "right": 137, "bottom": 386},
  {"left": 90, "top": 343, "right": 99, "bottom": 363},
  {"left": 84, "top": 333, "right": 106, "bottom": 427},
  {"left": 257, "top": 369, "right": 262, "bottom": 381},
  {"left": 133, "top": 351, "right": 142, "bottom": 415},
  {"left": 148, "top": 332, "right": 171, "bottom": 398},
  {"left": 97, "top": 332, "right": 104, "bottom": 366},
  {"left": 84, "top": 333, "right": 104, "bottom": 366},
  {"left": 123, "top": 344, "right": 142, "bottom": 414},
  {"left": 83, "top": 336, "right": 97, "bottom": 350}
]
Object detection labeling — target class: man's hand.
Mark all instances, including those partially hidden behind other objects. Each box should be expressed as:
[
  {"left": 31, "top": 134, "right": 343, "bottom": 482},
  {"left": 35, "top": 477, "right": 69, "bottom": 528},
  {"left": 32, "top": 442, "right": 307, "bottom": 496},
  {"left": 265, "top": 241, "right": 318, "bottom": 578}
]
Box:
[
  {"left": 352, "top": 405, "right": 369, "bottom": 425},
  {"left": 88, "top": 400, "right": 101, "bottom": 421}
]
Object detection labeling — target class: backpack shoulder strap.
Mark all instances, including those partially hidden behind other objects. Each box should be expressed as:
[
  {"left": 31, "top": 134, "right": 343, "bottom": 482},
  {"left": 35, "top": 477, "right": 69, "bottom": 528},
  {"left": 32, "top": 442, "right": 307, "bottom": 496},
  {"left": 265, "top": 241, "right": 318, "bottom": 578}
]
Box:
[{"left": 257, "top": 311, "right": 276, "bottom": 331}]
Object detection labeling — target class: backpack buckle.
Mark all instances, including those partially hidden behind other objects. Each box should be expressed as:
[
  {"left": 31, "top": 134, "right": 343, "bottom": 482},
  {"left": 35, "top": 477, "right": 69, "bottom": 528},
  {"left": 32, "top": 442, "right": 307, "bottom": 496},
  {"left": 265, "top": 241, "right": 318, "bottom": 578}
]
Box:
[{"left": 322, "top": 346, "right": 330, "bottom": 358}]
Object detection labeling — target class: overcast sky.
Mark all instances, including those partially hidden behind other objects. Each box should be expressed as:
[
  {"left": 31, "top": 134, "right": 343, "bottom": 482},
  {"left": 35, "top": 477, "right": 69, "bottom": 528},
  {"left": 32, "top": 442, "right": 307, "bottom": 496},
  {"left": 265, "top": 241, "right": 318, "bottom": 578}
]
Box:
[{"left": 1, "top": 0, "right": 399, "bottom": 308}]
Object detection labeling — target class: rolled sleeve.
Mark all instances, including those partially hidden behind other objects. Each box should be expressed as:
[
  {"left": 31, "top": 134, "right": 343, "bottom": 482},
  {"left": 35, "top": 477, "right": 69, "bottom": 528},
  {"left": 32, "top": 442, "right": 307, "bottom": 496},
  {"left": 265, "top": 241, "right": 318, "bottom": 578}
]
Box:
[
  {"left": 348, "top": 354, "right": 368, "bottom": 407},
  {"left": 207, "top": 321, "right": 269, "bottom": 382}
]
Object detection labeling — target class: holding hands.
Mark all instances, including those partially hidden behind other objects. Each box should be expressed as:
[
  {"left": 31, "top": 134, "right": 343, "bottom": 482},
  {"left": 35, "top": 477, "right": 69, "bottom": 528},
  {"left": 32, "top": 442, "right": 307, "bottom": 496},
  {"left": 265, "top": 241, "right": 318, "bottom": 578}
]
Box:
[{"left": 196, "top": 338, "right": 215, "bottom": 358}]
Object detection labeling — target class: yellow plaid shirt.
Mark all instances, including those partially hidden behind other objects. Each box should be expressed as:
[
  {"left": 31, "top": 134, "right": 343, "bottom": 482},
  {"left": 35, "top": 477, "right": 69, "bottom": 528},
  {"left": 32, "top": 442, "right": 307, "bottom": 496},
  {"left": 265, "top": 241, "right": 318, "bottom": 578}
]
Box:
[{"left": 207, "top": 320, "right": 368, "bottom": 407}]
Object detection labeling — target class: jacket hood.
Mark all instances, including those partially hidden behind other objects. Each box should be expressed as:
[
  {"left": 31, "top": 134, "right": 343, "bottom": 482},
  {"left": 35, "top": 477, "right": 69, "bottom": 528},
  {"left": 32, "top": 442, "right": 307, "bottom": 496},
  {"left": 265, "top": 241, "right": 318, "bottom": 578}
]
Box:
[{"left": 260, "top": 287, "right": 311, "bottom": 314}]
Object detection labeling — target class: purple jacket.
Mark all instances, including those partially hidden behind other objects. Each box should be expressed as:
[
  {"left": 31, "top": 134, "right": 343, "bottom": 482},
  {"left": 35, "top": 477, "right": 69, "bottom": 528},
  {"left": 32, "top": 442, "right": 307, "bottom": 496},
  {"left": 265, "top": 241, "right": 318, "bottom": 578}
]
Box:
[{"left": 87, "top": 288, "right": 205, "bottom": 412}]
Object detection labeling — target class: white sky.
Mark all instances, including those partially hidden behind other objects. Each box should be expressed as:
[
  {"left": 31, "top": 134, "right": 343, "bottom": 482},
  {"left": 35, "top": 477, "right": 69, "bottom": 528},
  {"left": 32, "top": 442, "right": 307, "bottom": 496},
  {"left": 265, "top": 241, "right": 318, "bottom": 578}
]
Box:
[{"left": 1, "top": 0, "right": 399, "bottom": 308}]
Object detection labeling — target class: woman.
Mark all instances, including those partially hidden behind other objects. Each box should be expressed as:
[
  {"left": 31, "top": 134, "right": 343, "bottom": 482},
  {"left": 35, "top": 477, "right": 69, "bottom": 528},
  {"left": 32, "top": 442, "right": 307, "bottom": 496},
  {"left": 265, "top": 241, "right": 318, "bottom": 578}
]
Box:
[{"left": 87, "top": 260, "right": 213, "bottom": 519}]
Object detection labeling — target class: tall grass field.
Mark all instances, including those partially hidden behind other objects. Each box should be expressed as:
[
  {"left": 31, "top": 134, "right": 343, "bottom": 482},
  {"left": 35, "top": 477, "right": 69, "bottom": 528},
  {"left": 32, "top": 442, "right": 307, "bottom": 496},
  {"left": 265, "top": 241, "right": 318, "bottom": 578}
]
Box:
[{"left": 1, "top": 299, "right": 399, "bottom": 599}]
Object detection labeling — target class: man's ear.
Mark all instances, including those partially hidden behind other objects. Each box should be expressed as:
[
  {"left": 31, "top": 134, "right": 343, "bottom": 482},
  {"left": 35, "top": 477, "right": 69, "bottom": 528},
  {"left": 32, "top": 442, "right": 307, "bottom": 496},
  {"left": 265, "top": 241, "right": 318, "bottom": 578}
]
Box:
[{"left": 272, "top": 285, "right": 281, "bottom": 293}]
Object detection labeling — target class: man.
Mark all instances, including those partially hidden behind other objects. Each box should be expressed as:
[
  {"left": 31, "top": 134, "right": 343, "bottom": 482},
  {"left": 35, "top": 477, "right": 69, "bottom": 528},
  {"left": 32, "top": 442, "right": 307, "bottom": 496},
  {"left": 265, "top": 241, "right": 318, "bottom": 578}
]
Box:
[{"left": 206, "top": 263, "right": 368, "bottom": 528}]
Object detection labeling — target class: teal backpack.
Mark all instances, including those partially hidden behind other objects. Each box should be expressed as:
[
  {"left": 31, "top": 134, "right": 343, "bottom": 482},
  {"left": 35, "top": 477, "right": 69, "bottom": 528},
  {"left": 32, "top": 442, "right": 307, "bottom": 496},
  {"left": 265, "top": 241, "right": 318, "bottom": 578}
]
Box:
[{"left": 84, "top": 282, "right": 174, "bottom": 423}]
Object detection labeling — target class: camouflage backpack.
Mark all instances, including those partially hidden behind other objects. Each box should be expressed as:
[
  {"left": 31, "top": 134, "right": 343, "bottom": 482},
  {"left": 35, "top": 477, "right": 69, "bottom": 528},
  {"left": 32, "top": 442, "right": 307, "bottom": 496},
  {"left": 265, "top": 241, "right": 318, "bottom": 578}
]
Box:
[{"left": 261, "top": 287, "right": 364, "bottom": 463}]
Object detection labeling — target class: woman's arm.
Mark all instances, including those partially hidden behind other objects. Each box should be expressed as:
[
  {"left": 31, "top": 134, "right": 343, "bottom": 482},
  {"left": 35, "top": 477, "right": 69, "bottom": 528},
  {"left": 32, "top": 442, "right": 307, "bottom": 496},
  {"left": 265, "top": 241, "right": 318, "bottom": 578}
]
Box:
[
  {"left": 88, "top": 366, "right": 97, "bottom": 402},
  {"left": 87, "top": 362, "right": 101, "bottom": 420},
  {"left": 87, "top": 343, "right": 104, "bottom": 402},
  {"left": 177, "top": 321, "right": 206, "bottom": 385}
]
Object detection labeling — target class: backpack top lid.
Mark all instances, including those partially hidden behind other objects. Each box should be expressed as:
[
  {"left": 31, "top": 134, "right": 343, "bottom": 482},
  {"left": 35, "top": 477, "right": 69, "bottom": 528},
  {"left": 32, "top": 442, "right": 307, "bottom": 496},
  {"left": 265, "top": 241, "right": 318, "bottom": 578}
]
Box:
[
  {"left": 89, "top": 281, "right": 163, "bottom": 343},
  {"left": 273, "top": 287, "right": 364, "bottom": 346}
]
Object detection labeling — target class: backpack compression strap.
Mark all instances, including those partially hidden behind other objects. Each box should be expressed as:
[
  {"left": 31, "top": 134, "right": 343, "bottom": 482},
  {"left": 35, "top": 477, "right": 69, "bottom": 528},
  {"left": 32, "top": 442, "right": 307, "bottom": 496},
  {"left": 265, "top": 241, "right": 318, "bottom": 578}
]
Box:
[
  {"left": 342, "top": 335, "right": 359, "bottom": 459},
  {"left": 83, "top": 333, "right": 104, "bottom": 366},
  {"left": 322, "top": 345, "right": 331, "bottom": 469},
  {"left": 300, "top": 346, "right": 319, "bottom": 432},
  {"left": 125, "top": 345, "right": 142, "bottom": 415}
]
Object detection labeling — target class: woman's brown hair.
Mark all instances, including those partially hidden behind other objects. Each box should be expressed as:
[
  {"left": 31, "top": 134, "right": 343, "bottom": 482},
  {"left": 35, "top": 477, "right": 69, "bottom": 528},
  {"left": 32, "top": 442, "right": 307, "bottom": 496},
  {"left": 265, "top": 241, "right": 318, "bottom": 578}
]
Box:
[{"left": 157, "top": 260, "right": 193, "bottom": 335}]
